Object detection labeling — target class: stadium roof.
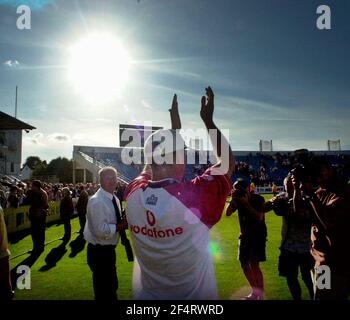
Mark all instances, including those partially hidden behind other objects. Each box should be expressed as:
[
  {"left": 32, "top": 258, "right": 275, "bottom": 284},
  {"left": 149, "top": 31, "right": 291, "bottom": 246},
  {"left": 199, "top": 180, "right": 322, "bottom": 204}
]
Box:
[{"left": 0, "top": 111, "right": 36, "bottom": 130}]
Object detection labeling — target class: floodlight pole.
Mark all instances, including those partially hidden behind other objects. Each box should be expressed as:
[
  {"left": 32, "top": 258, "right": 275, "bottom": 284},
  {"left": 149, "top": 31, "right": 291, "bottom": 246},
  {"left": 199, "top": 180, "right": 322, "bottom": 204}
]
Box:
[{"left": 15, "top": 86, "right": 18, "bottom": 118}]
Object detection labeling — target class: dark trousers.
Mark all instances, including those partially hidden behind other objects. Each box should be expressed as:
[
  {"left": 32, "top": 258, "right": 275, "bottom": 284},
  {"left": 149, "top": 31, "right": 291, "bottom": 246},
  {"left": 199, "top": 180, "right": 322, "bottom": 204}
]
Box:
[
  {"left": 78, "top": 213, "right": 86, "bottom": 234},
  {"left": 62, "top": 218, "right": 71, "bottom": 241},
  {"left": 0, "top": 256, "right": 13, "bottom": 300},
  {"left": 30, "top": 216, "right": 46, "bottom": 253},
  {"left": 87, "top": 243, "right": 118, "bottom": 301}
]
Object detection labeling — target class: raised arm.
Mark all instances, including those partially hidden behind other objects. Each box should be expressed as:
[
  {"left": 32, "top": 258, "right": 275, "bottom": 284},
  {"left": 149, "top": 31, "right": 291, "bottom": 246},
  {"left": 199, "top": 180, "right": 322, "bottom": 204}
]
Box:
[
  {"left": 169, "top": 94, "right": 181, "bottom": 130},
  {"left": 142, "top": 163, "right": 152, "bottom": 178},
  {"left": 200, "top": 87, "right": 235, "bottom": 177}
]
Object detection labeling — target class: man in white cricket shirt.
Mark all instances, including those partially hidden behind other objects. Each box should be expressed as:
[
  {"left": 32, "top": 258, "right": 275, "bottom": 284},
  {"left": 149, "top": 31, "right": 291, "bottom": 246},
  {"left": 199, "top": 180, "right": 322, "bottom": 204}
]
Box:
[{"left": 124, "top": 87, "right": 235, "bottom": 299}]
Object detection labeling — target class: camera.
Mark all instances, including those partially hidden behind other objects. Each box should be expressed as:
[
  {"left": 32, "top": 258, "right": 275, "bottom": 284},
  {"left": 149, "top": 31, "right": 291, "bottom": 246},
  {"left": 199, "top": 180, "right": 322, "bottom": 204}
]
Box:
[
  {"left": 290, "top": 163, "right": 310, "bottom": 183},
  {"left": 289, "top": 149, "right": 317, "bottom": 185},
  {"left": 233, "top": 180, "right": 248, "bottom": 198},
  {"left": 233, "top": 188, "right": 247, "bottom": 198}
]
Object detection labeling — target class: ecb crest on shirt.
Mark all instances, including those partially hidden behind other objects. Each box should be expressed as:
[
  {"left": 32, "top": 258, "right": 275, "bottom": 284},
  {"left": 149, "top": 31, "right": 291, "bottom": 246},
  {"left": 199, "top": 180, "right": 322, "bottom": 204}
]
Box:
[{"left": 146, "top": 194, "right": 158, "bottom": 206}]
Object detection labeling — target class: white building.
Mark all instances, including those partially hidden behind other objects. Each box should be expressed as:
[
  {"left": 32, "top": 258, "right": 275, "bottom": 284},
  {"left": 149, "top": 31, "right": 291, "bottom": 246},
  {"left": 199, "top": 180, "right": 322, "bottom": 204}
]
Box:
[
  {"left": 0, "top": 111, "right": 36, "bottom": 177},
  {"left": 20, "top": 163, "right": 33, "bottom": 180}
]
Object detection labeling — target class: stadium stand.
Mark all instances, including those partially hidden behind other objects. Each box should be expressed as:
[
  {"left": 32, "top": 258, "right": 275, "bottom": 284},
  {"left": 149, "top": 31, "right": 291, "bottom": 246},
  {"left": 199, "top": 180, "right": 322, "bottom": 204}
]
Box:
[{"left": 73, "top": 146, "right": 350, "bottom": 188}]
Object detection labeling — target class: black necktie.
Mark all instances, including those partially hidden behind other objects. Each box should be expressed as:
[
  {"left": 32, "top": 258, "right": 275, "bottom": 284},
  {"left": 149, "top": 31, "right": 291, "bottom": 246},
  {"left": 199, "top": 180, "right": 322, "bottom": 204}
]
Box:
[{"left": 112, "top": 197, "right": 134, "bottom": 262}]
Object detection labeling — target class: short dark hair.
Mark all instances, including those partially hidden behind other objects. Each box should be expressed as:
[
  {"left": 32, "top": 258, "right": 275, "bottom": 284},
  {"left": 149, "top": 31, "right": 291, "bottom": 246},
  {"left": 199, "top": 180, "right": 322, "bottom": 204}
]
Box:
[
  {"left": 32, "top": 180, "right": 42, "bottom": 189},
  {"left": 233, "top": 179, "right": 248, "bottom": 190}
]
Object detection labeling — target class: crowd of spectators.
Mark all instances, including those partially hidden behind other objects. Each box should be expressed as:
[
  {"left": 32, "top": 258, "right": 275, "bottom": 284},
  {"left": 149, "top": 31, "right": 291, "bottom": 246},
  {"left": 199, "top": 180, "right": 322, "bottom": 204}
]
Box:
[
  {"left": 1, "top": 153, "right": 349, "bottom": 207},
  {"left": 0, "top": 181, "right": 104, "bottom": 210},
  {"left": 234, "top": 152, "right": 350, "bottom": 187}
]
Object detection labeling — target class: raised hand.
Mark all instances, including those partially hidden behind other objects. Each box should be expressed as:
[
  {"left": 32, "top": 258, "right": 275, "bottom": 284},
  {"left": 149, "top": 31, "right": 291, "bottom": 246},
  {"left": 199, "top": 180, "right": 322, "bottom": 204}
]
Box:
[
  {"left": 199, "top": 86, "right": 234, "bottom": 177},
  {"left": 169, "top": 94, "right": 181, "bottom": 129},
  {"left": 200, "top": 86, "right": 214, "bottom": 125}
]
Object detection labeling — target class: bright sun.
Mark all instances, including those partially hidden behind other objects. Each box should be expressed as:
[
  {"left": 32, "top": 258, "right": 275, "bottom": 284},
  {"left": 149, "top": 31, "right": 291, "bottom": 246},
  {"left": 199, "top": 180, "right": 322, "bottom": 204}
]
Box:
[{"left": 68, "top": 33, "right": 130, "bottom": 103}]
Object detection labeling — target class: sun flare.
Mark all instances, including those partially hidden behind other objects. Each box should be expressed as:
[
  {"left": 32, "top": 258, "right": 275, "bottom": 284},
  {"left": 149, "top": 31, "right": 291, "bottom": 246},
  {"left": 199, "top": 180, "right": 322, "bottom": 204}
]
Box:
[{"left": 68, "top": 33, "right": 130, "bottom": 103}]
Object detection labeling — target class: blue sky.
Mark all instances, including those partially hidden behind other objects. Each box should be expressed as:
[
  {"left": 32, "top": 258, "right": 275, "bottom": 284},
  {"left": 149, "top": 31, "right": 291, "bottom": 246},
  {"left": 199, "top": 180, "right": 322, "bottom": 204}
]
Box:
[{"left": 0, "top": 0, "right": 349, "bottom": 162}]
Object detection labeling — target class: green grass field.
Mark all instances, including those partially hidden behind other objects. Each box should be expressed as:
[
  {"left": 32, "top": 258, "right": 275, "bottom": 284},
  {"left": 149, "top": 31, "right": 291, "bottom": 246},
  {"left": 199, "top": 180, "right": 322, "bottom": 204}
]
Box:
[{"left": 9, "top": 195, "right": 311, "bottom": 300}]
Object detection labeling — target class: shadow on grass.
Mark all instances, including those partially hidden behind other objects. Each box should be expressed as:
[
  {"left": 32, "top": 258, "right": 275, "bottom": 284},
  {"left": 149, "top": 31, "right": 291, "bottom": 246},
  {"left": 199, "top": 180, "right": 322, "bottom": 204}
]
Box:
[
  {"left": 69, "top": 233, "right": 86, "bottom": 258},
  {"left": 8, "top": 215, "right": 80, "bottom": 245},
  {"left": 39, "top": 240, "right": 68, "bottom": 272},
  {"left": 11, "top": 250, "right": 44, "bottom": 286},
  {"left": 8, "top": 229, "right": 31, "bottom": 245}
]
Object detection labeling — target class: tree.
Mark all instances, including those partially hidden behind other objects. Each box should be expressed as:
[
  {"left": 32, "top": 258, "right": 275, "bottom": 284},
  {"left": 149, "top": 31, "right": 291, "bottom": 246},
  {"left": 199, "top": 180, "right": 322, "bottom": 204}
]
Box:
[
  {"left": 27, "top": 156, "right": 73, "bottom": 183},
  {"left": 46, "top": 157, "right": 73, "bottom": 183},
  {"left": 24, "top": 156, "right": 43, "bottom": 170},
  {"left": 32, "top": 162, "right": 48, "bottom": 177}
]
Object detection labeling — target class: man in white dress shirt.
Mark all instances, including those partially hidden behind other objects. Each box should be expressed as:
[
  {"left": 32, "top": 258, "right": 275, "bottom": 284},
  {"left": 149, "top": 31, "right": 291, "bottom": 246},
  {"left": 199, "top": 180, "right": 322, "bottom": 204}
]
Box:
[{"left": 84, "top": 166, "right": 122, "bottom": 301}]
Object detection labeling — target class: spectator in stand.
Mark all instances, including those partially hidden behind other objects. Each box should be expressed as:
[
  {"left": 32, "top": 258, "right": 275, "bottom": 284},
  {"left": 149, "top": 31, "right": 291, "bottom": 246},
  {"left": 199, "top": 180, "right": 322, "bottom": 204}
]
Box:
[
  {"left": 17, "top": 187, "right": 25, "bottom": 206},
  {"left": 249, "top": 181, "right": 256, "bottom": 194},
  {"left": 87, "top": 183, "right": 96, "bottom": 196},
  {"left": 69, "top": 184, "right": 76, "bottom": 198},
  {"left": 6, "top": 186, "right": 19, "bottom": 209},
  {"left": 76, "top": 185, "right": 89, "bottom": 235},
  {"left": 75, "top": 184, "right": 82, "bottom": 198},
  {"left": 0, "top": 187, "right": 6, "bottom": 209},
  {"left": 51, "top": 187, "right": 59, "bottom": 201},
  {"left": 44, "top": 184, "right": 52, "bottom": 202},
  {"left": 76, "top": 184, "right": 81, "bottom": 197},
  {"left": 271, "top": 183, "right": 278, "bottom": 196},
  {"left": 60, "top": 187, "right": 74, "bottom": 242}
]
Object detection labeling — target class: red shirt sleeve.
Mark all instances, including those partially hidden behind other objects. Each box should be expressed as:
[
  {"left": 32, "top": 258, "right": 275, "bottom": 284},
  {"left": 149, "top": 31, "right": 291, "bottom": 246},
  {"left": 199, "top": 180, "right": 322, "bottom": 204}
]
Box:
[
  {"left": 166, "top": 168, "right": 232, "bottom": 228},
  {"left": 124, "top": 172, "right": 151, "bottom": 201}
]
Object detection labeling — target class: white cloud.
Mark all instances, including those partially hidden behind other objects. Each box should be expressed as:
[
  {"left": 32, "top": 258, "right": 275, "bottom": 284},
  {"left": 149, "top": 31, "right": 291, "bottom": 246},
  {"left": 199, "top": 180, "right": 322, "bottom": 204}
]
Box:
[
  {"left": 3, "top": 60, "right": 20, "bottom": 68},
  {"left": 47, "top": 133, "right": 71, "bottom": 143},
  {"left": 23, "top": 132, "right": 45, "bottom": 146},
  {"left": 33, "top": 132, "right": 44, "bottom": 139}
]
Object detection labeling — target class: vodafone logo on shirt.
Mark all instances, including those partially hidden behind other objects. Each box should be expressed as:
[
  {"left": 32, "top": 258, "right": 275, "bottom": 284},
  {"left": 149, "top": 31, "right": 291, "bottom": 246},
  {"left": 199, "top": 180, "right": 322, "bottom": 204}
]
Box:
[
  {"left": 146, "top": 210, "right": 156, "bottom": 226},
  {"left": 129, "top": 210, "right": 184, "bottom": 239}
]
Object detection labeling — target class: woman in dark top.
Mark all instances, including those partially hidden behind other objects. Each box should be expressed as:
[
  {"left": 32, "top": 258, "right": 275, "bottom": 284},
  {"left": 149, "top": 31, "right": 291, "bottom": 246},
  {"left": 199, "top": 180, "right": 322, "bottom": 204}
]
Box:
[
  {"left": 76, "top": 185, "right": 89, "bottom": 235},
  {"left": 60, "top": 187, "right": 74, "bottom": 242}
]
